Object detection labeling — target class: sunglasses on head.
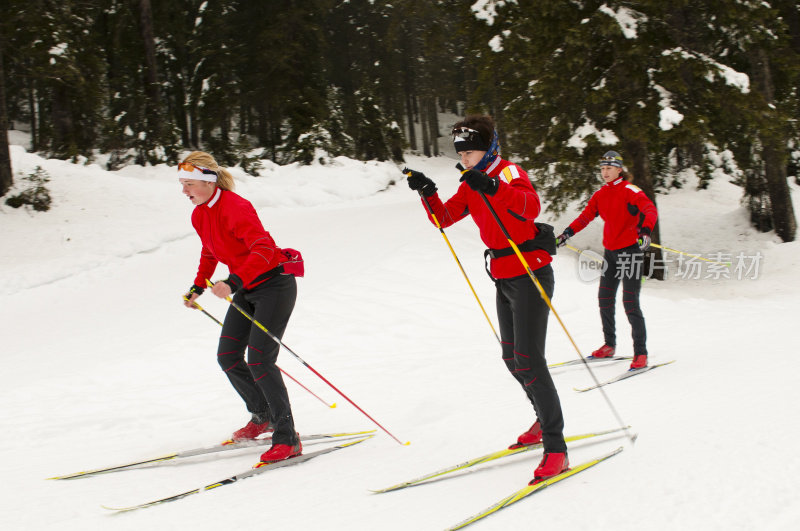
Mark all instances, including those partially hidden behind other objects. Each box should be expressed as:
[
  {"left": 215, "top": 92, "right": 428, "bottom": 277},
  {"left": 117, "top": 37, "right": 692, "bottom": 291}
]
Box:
[
  {"left": 177, "top": 161, "right": 217, "bottom": 176},
  {"left": 452, "top": 126, "right": 480, "bottom": 139}
]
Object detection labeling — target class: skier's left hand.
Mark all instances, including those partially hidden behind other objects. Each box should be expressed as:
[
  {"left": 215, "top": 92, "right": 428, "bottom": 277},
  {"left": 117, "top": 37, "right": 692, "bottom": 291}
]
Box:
[
  {"left": 460, "top": 169, "right": 498, "bottom": 195},
  {"left": 638, "top": 227, "right": 652, "bottom": 251}
]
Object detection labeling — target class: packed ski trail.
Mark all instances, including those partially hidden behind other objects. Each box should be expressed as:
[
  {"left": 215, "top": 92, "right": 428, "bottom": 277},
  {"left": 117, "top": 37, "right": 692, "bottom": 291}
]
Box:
[{"left": 1, "top": 150, "right": 799, "bottom": 530}]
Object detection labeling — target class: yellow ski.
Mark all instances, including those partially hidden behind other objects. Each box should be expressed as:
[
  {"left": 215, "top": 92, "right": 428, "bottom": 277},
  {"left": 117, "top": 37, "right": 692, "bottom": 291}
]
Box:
[{"left": 446, "top": 447, "right": 624, "bottom": 530}]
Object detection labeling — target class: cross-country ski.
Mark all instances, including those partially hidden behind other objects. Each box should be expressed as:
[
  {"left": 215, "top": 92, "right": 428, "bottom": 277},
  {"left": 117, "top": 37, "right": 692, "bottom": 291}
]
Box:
[
  {"left": 548, "top": 355, "right": 632, "bottom": 369},
  {"left": 372, "top": 426, "right": 628, "bottom": 493},
  {"left": 47, "top": 430, "right": 375, "bottom": 480},
  {"left": 574, "top": 361, "right": 676, "bottom": 392},
  {"left": 102, "top": 436, "right": 374, "bottom": 512},
  {"left": 445, "top": 447, "right": 624, "bottom": 530}
]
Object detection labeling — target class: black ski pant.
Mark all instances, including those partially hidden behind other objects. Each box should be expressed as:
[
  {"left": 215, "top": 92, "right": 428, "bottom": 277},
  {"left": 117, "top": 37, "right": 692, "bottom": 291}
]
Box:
[
  {"left": 217, "top": 274, "right": 298, "bottom": 445},
  {"left": 496, "top": 265, "right": 567, "bottom": 453},
  {"left": 599, "top": 245, "right": 647, "bottom": 355}
]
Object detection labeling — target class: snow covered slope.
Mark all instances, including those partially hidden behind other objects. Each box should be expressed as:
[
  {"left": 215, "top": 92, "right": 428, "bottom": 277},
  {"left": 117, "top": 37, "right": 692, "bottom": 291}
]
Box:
[{"left": 1, "top": 144, "right": 798, "bottom": 530}]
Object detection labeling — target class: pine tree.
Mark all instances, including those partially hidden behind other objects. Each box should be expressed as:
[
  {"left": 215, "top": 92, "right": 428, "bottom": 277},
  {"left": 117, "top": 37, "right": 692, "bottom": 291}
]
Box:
[
  {"left": 473, "top": 0, "right": 798, "bottom": 252},
  {"left": 3, "top": 1, "right": 106, "bottom": 159}
]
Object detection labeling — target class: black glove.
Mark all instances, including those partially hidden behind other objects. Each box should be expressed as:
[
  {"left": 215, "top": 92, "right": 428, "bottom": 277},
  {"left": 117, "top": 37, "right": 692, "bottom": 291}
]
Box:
[
  {"left": 459, "top": 169, "right": 499, "bottom": 195},
  {"left": 185, "top": 284, "right": 205, "bottom": 298},
  {"left": 638, "top": 227, "right": 651, "bottom": 251},
  {"left": 403, "top": 168, "right": 437, "bottom": 197},
  {"left": 556, "top": 227, "right": 574, "bottom": 248}
]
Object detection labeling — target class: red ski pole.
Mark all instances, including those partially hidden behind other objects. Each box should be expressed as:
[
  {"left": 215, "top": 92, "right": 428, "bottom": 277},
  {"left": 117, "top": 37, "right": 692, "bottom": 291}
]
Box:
[
  {"left": 205, "top": 280, "right": 410, "bottom": 446},
  {"left": 184, "top": 297, "right": 337, "bottom": 409}
]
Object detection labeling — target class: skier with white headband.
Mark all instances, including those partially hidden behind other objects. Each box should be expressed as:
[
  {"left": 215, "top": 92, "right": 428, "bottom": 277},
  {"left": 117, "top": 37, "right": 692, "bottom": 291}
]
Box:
[{"left": 179, "top": 151, "right": 304, "bottom": 463}]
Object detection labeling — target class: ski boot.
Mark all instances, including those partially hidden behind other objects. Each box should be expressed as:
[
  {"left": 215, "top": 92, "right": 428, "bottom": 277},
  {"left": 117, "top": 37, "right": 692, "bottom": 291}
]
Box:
[
  {"left": 509, "top": 421, "right": 542, "bottom": 449},
  {"left": 590, "top": 345, "right": 615, "bottom": 358}
]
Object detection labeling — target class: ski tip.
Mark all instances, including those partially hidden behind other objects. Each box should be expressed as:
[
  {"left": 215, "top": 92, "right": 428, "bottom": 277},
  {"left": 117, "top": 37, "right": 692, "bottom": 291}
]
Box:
[
  {"left": 337, "top": 434, "right": 376, "bottom": 449},
  {"left": 330, "top": 403, "right": 337, "bottom": 408},
  {"left": 47, "top": 471, "right": 95, "bottom": 480},
  {"left": 403, "top": 441, "right": 411, "bottom": 446},
  {"left": 327, "top": 429, "right": 376, "bottom": 437}
]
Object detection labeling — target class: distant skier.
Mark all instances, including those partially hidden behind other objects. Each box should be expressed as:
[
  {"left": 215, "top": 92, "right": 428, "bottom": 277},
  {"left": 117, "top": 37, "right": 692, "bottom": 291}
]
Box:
[
  {"left": 404, "top": 115, "right": 569, "bottom": 483},
  {"left": 556, "top": 151, "right": 658, "bottom": 371},
  {"left": 179, "top": 151, "right": 303, "bottom": 463}
]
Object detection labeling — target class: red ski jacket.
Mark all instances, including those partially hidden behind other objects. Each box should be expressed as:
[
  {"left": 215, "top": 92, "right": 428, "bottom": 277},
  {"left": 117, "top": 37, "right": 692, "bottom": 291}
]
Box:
[
  {"left": 190, "top": 188, "right": 286, "bottom": 290},
  {"left": 423, "top": 157, "right": 551, "bottom": 279},
  {"left": 568, "top": 177, "right": 658, "bottom": 251}
]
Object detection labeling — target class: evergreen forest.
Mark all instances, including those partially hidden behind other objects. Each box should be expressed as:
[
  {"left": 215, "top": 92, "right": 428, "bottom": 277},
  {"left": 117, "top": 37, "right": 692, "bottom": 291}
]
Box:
[{"left": 1, "top": 0, "right": 798, "bottom": 241}]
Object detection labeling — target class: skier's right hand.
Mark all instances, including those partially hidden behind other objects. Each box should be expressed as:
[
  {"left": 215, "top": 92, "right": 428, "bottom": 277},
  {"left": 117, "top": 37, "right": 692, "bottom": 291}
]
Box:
[
  {"left": 403, "top": 168, "right": 438, "bottom": 197},
  {"left": 555, "top": 228, "right": 574, "bottom": 248},
  {"left": 183, "top": 285, "right": 204, "bottom": 308}
]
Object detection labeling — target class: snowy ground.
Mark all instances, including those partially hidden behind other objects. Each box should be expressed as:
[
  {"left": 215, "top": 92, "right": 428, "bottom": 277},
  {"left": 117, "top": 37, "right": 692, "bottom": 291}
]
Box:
[{"left": 1, "top": 136, "right": 799, "bottom": 530}]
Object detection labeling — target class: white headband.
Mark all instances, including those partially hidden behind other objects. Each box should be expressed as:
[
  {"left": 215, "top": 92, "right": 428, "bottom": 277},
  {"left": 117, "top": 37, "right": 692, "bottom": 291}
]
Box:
[{"left": 177, "top": 165, "right": 218, "bottom": 183}]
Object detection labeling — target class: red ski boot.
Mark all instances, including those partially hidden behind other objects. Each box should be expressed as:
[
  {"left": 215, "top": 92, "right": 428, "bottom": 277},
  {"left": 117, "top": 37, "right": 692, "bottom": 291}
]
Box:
[
  {"left": 629, "top": 354, "right": 648, "bottom": 370},
  {"left": 231, "top": 419, "right": 272, "bottom": 441},
  {"left": 590, "top": 345, "right": 615, "bottom": 358},
  {"left": 530, "top": 452, "right": 569, "bottom": 484},
  {"left": 509, "top": 421, "right": 543, "bottom": 449},
  {"left": 258, "top": 440, "right": 302, "bottom": 465}
]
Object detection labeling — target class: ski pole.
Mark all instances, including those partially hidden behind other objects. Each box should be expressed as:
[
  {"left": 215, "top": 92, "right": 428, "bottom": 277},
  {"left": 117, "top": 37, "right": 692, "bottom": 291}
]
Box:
[
  {"left": 183, "top": 297, "right": 337, "bottom": 409},
  {"left": 650, "top": 243, "right": 731, "bottom": 266},
  {"left": 405, "top": 170, "right": 501, "bottom": 344},
  {"left": 205, "top": 280, "right": 410, "bottom": 446},
  {"left": 457, "top": 164, "right": 635, "bottom": 444},
  {"left": 564, "top": 243, "right": 604, "bottom": 263}
]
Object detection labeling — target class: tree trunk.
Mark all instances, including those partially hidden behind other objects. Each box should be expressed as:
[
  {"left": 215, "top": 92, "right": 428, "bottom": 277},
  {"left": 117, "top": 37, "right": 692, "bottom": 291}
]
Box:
[
  {"left": 189, "top": 104, "right": 199, "bottom": 148},
  {"left": 134, "top": 0, "right": 162, "bottom": 141},
  {"left": 624, "top": 139, "right": 665, "bottom": 280},
  {"left": 762, "top": 136, "right": 796, "bottom": 241},
  {"left": 750, "top": 48, "right": 796, "bottom": 242},
  {"left": 51, "top": 85, "right": 75, "bottom": 157},
  {"left": 174, "top": 75, "right": 190, "bottom": 147},
  {"left": 420, "top": 97, "right": 431, "bottom": 157},
  {"left": 27, "top": 78, "right": 37, "bottom": 151},
  {"left": 0, "top": 52, "right": 13, "bottom": 197},
  {"left": 405, "top": 89, "right": 417, "bottom": 151},
  {"left": 427, "top": 96, "right": 439, "bottom": 156}
]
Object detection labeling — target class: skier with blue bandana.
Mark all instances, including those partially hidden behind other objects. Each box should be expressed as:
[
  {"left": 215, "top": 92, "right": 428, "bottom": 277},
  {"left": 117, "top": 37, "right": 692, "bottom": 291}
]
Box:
[{"left": 404, "top": 115, "right": 569, "bottom": 484}]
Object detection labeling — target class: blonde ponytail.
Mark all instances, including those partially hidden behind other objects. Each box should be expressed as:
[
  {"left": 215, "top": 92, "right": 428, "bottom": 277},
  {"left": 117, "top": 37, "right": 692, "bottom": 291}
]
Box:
[{"left": 182, "top": 151, "right": 235, "bottom": 191}]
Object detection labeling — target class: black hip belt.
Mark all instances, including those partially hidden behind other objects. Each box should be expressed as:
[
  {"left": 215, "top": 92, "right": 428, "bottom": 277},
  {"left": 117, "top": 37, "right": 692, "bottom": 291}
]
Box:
[
  {"left": 247, "top": 264, "right": 285, "bottom": 290},
  {"left": 486, "top": 239, "right": 541, "bottom": 259},
  {"left": 485, "top": 222, "right": 557, "bottom": 259}
]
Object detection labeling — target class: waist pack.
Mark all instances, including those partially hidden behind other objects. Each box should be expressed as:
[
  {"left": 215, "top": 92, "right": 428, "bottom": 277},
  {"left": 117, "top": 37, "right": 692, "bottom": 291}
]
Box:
[
  {"left": 280, "top": 248, "right": 305, "bottom": 277},
  {"left": 485, "top": 223, "right": 557, "bottom": 259}
]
